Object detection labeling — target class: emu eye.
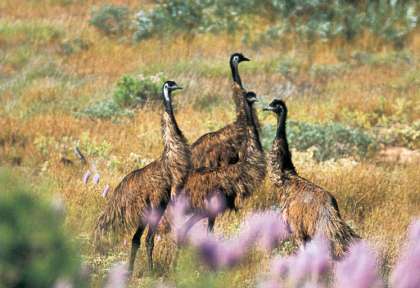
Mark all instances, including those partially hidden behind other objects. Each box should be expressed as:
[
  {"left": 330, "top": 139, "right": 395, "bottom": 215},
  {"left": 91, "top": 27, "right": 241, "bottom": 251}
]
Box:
[{"left": 234, "top": 56, "right": 239, "bottom": 62}]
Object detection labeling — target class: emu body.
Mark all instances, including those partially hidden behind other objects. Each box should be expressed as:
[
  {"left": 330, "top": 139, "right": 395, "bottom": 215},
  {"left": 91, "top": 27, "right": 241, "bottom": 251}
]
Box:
[
  {"left": 190, "top": 53, "right": 258, "bottom": 170},
  {"left": 95, "top": 81, "right": 190, "bottom": 274},
  {"left": 264, "top": 99, "right": 359, "bottom": 257},
  {"left": 182, "top": 86, "right": 266, "bottom": 231}
]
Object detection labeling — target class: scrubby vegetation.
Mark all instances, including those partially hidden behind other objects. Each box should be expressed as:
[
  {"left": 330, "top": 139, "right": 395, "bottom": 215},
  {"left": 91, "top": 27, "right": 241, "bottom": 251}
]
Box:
[
  {"left": 132, "top": 0, "right": 419, "bottom": 48},
  {"left": 1, "top": 0, "right": 419, "bottom": 287},
  {"left": 0, "top": 170, "right": 83, "bottom": 288}
]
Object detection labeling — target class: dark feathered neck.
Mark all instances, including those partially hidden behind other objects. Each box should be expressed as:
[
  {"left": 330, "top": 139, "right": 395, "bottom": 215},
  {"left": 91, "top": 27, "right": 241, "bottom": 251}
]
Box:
[
  {"left": 249, "top": 104, "right": 263, "bottom": 151},
  {"left": 276, "top": 109, "right": 287, "bottom": 139},
  {"left": 162, "top": 89, "right": 184, "bottom": 140},
  {"left": 230, "top": 61, "right": 243, "bottom": 89},
  {"left": 273, "top": 110, "right": 296, "bottom": 175}
]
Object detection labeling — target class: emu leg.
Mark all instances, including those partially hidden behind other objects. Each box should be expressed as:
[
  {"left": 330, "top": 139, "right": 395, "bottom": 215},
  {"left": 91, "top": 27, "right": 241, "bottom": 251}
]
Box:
[
  {"left": 145, "top": 203, "right": 166, "bottom": 272},
  {"left": 145, "top": 223, "right": 163, "bottom": 272},
  {"left": 129, "top": 223, "right": 145, "bottom": 275}
]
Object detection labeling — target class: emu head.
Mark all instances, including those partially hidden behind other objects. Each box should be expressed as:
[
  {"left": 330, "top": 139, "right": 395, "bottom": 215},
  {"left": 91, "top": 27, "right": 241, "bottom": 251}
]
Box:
[{"left": 263, "top": 99, "right": 287, "bottom": 116}]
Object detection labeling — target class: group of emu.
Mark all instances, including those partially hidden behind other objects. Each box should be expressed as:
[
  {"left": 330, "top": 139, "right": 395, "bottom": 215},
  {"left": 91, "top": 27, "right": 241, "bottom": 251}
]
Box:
[{"left": 95, "top": 53, "right": 359, "bottom": 274}]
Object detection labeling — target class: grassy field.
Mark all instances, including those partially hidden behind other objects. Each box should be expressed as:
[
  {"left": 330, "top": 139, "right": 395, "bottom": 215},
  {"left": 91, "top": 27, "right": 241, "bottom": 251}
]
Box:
[{"left": 1, "top": 1, "right": 420, "bottom": 287}]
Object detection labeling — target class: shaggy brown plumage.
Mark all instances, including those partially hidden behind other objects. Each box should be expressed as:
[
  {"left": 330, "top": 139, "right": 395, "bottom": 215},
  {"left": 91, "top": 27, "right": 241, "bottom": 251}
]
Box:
[
  {"left": 182, "top": 86, "right": 266, "bottom": 230},
  {"left": 95, "top": 81, "right": 191, "bottom": 273},
  {"left": 264, "top": 99, "right": 359, "bottom": 257},
  {"left": 190, "top": 53, "right": 259, "bottom": 169}
]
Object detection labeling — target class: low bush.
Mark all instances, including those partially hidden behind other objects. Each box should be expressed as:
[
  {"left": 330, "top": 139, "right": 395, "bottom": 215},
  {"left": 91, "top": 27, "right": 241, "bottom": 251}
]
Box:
[
  {"left": 113, "top": 74, "right": 163, "bottom": 108},
  {"left": 133, "top": 0, "right": 418, "bottom": 47},
  {"left": 0, "top": 169, "right": 83, "bottom": 287},
  {"left": 89, "top": 5, "right": 129, "bottom": 36},
  {"left": 78, "top": 73, "right": 164, "bottom": 119},
  {"left": 262, "top": 120, "right": 377, "bottom": 162},
  {"left": 78, "top": 99, "right": 134, "bottom": 119}
]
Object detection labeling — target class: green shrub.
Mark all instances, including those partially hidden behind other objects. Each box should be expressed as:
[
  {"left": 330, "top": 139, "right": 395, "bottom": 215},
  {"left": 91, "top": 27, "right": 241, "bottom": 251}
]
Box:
[
  {"left": 60, "top": 38, "right": 89, "bottom": 55},
  {"left": 78, "top": 73, "right": 163, "bottom": 119},
  {"left": 78, "top": 99, "right": 134, "bottom": 119},
  {"left": 90, "top": 5, "right": 129, "bottom": 36},
  {"left": 0, "top": 169, "right": 83, "bottom": 288},
  {"left": 113, "top": 74, "right": 163, "bottom": 108},
  {"left": 133, "top": 0, "right": 418, "bottom": 47},
  {"left": 377, "top": 121, "right": 420, "bottom": 150},
  {"left": 262, "top": 120, "right": 377, "bottom": 162}
]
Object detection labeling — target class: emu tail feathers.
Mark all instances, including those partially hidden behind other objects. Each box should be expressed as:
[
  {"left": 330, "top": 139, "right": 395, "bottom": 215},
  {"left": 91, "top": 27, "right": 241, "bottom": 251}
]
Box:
[
  {"left": 94, "top": 187, "right": 141, "bottom": 242},
  {"left": 319, "top": 206, "right": 360, "bottom": 257}
]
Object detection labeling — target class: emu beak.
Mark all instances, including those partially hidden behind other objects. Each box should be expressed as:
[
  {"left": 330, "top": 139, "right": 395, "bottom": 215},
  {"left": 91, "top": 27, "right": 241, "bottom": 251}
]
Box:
[
  {"left": 242, "top": 56, "right": 250, "bottom": 62},
  {"left": 175, "top": 86, "right": 183, "bottom": 90},
  {"left": 262, "top": 106, "right": 273, "bottom": 111}
]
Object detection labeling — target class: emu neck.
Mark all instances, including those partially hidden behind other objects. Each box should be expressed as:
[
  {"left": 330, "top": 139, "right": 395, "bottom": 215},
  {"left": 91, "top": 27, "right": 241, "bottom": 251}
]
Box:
[
  {"left": 248, "top": 104, "right": 263, "bottom": 151},
  {"left": 272, "top": 111, "right": 296, "bottom": 176},
  {"left": 161, "top": 89, "right": 184, "bottom": 146},
  {"left": 276, "top": 111, "right": 287, "bottom": 140},
  {"left": 233, "top": 87, "right": 247, "bottom": 124},
  {"left": 230, "top": 62, "right": 243, "bottom": 88}
]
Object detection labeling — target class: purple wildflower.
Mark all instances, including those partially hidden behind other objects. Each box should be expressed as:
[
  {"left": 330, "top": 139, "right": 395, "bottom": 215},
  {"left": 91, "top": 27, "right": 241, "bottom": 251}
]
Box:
[
  {"left": 390, "top": 219, "right": 420, "bottom": 288},
  {"left": 204, "top": 191, "right": 226, "bottom": 218},
  {"left": 196, "top": 235, "right": 222, "bottom": 269},
  {"left": 101, "top": 184, "right": 110, "bottom": 198},
  {"left": 167, "top": 195, "right": 194, "bottom": 244},
  {"left": 335, "top": 241, "right": 383, "bottom": 288},
  {"left": 104, "top": 262, "right": 129, "bottom": 288},
  {"left": 240, "top": 211, "right": 291, "bottom": 251},
  {"left": 143, "top": 207, "right": 163, "bottom": 228},
  {"left": 259, "top": 236, "right": 331, "bottom": 288},
  {"left": 219, "top": 239, "right": 245, "bottom": 268},
  {"left": 82, "top": 170, "right": 91, "bottom": 184},
  {"left": 288, "top": 235, "right": 331, "bottom": 285},
  {"left": 92, "top": 173, "right": 100, "bottom": 185},
  {"left": 270, "top": 257, "right": 290, "bottom": 280}
]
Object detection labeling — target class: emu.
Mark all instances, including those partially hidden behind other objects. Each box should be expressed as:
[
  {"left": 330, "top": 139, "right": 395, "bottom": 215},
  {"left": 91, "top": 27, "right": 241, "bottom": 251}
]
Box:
[
  {"left": 95, "top": 81, "right": 191, "bottom": 273},
  {"left": 263, "top": 99, "right": 359, "bottom": 257},
  {"left": 190, "top": 53, "right": 256, "bottom": 169},
  {"left": 180, "top": 86, "right": 266, "bottom": 233},
  {"left": 142, "top": 85, "right": 264, "bottom": 273}
]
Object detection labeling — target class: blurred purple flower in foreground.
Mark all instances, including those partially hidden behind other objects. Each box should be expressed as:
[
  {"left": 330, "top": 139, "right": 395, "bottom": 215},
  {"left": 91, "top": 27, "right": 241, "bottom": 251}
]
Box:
[
  {"left": 101, "top": 184, "right": 110, "bottom": 198},
  {"left": 92, "top": 173, "right": 100, "bottom": 185},
  {"left": 82, "top": 170, "right": 91, "bottom": 184},
  {"left": 167, "top": 194, "right": 192, "bottom": 244},
  {"left": 241, "top": 211, "right": 291, "bottom": 251},
  {"left": 390, "top": 219, "right": 420, "bottom": 288},
  {"left": 169, "top": 196, "right": 291, "bottom": 270},
  {"left": 204, "top": 191, "right": 226, "bottom": 218},
  {"left": 143, "top": 207, "right": 163, "bottom": 228},
  {"left": 335, "top": 241, "right": 383, "bottom": 288},
  {"left": 104, "top": 262, "right": 129, "bottom": 288},
  {"left": 260, "top": 235, "right": 331, "bottom": 288}
]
